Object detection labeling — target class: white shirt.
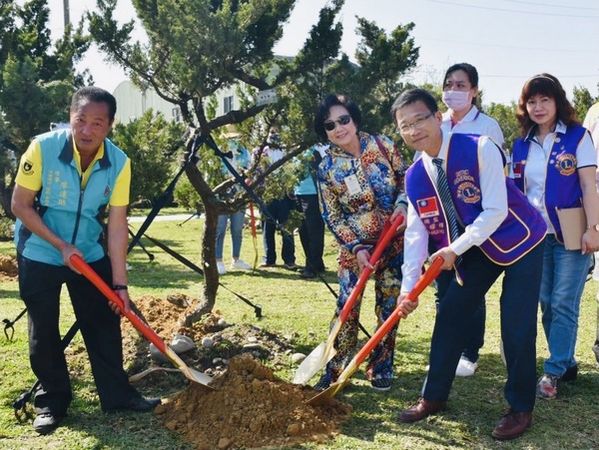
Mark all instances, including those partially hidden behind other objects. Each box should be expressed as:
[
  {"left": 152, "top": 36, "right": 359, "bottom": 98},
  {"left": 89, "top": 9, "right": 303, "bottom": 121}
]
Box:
[
  {"left": 512, "top": 121, "right": 597, "bottom": 234},
  {"left": 400, "top": 131, "right": 508, "bottom": 294},
  {"left": 414, "top": 106, "right": 505, "bottom": 162}
]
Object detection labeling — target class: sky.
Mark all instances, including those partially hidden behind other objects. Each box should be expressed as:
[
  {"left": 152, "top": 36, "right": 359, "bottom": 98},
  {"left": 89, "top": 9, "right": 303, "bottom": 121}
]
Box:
[{"left": 43, "top": 0, "right": 599, "bottom": 105}]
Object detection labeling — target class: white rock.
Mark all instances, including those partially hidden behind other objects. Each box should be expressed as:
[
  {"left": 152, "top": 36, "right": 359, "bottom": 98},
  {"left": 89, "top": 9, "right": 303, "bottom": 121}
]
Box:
[
  {"left": 170, "top": 334, "right": 196, "bottom": 354},
  {"left": 201, "top": 337, "right": 215, "bottom": 348},
  {"left": 247, "top": 336, "right": 258, "bottom": 343}
]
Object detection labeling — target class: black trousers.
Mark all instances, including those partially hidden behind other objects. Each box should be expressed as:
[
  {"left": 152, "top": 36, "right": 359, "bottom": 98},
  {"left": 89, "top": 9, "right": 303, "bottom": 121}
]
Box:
[
  {"left": 297, "top": 194, "right": 325, "bottom": 272},
  {"left": 424, "top": 244, "right": 543, "bottom": 412},
  {"left": 262, "top": 198, "right": 295, "bottom": 265},
  {"left": 18, "top": 254, "right": 139, "bottom": 415}
]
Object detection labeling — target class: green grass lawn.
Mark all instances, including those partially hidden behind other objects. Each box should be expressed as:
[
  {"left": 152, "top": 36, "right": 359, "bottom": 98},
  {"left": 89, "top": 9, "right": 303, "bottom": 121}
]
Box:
[{"left": 1, "top": 217, "right": 599, "bottom": 449}]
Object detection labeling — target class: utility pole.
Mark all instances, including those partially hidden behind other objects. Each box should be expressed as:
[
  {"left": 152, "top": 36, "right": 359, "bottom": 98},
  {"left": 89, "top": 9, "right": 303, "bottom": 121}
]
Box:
[{"left": 63, "top": 0, "right": 70, "bottom": 29}]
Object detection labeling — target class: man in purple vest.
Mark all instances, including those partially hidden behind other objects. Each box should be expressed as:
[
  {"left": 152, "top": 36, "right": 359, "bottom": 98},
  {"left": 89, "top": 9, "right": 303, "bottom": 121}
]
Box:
[{"left": 391, "top": 88, "right": 546, "bottom": 441}]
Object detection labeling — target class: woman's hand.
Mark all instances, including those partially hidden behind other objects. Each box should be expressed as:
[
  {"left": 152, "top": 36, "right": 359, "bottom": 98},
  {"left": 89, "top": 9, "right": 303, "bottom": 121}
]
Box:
[
  {"left": 396, "top": 293, "right": 419, "bottom": 317},
  {"left": 356, "top": 249, "right": 375, "bottom": 273},
  {"left": 581, "top": 229, "right": 599, "bottom": 254}
]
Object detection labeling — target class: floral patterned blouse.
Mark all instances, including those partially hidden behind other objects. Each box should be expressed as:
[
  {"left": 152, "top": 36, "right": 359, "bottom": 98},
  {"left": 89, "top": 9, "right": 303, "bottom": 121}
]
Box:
[{"left": 317, "top": 131, "right": 407, "bottom": 255}]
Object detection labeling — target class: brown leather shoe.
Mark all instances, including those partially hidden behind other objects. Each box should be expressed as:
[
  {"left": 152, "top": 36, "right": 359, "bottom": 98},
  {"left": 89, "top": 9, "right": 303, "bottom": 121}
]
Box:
[
  {"left": 492, "top": 410, "right": 532, "bottom": 440},
  {"left": 398, "top": 398, "right": 446, "bottom": 423}
]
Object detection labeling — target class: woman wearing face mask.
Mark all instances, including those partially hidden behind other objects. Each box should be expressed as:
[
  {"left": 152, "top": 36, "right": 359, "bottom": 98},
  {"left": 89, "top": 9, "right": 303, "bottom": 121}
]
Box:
[
  {"left": 313, "top": 93, "right": 408, "bottom": 392},
  {"left": 512, "top": 74, "right": 599, "bottom": 400},
  {"left": 437, "top": 63, "right": 506, "bottom": 378}
]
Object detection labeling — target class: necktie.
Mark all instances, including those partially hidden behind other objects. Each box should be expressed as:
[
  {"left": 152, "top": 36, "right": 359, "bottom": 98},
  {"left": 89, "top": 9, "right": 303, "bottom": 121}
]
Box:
[{"left": 432, "top": 157, "right": 460, "bottom": 242}]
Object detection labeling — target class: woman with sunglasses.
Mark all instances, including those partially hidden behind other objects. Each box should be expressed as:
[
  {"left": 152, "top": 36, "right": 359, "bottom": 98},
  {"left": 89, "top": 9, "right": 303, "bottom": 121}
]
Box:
[
  {"left": 512, "top": 73, "right": 599, "bottom": 399},
  {"left": 312, "top": 93, "right": 408, "bottom": 391},
  {"left": 439, "top": 63, "right": 506, "bottom": 378}
]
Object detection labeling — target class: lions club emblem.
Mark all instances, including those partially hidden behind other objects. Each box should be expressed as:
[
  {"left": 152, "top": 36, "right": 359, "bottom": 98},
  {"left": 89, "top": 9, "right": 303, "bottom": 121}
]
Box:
[
  {"left": 457, "top": 181, "right": 481, "bottom": 204},
  {"left": 555, "top": 153, "right": 576, "bottom": 176}
]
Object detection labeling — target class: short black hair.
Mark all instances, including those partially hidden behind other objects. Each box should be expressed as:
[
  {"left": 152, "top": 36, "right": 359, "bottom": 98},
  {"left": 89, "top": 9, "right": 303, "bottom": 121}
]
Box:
[
  {"left": 390, "top": 88, "right": 439, "bottom": 122},
  {"left": 70, "top": 86, "right": 117, "bottom": 122},
  {"left": 314, "top": 94, "right": 362, "bottom": 141}
]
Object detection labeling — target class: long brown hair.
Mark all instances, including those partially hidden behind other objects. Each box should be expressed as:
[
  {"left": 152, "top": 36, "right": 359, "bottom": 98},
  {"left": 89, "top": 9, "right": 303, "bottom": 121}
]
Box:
[{"left": 516, "top": 73, "right": 579, "bottom": 136}]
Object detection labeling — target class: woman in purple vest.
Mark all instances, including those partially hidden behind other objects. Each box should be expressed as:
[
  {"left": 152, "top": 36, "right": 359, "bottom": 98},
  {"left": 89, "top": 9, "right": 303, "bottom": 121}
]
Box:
[
  {"left": 313, "top": 94, "right": 408, "bottom": 392},
  {"left": 442, "top": 63, "right": 506, "bottom": 377},
  {"left": 512, "top": 73, "right": 599, "bottom": 399}
]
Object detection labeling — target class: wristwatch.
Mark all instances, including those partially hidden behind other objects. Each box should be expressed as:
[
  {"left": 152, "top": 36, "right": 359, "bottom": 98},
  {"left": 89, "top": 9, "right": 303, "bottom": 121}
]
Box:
[{"left": 587, "top": 224, "right": 599, "bottom": 232}]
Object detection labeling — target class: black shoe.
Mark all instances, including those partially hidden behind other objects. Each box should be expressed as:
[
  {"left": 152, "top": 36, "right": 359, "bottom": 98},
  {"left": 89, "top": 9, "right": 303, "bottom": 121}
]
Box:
[
  {"left": 283, "top": 262, "right": 299, "bottom": 270},
  {"left": 105, "top": 396, "right": 161, "bottom": 413},
  {"left": 33, "top": 412, "right": 63, "bottom": 435},
  {"left": 561, "top": 364, "right": 578, "bottom": 382},
  {"left": 299, "top": 268, "right": 316, "bottom": 279},
  {"left": 371, "top": 378, "right": 392, "bottom": 391}
]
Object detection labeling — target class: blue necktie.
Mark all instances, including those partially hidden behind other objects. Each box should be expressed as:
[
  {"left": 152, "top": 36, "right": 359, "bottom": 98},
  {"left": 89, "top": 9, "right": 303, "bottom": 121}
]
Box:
[{"left": 432, "top": 157, "right": 461, "bottom": 242}]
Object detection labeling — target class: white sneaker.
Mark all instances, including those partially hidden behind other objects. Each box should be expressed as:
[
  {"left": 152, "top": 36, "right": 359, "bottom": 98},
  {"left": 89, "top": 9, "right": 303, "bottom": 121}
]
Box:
[
  {"left": 216, "top": 261, "right": 226, "bottom": 275},
  {"left": 231, "top": 259, "right": 251, "bottom": 270},
  {"left": 455, "top": 356, "right": 478, "bottom": 377}
]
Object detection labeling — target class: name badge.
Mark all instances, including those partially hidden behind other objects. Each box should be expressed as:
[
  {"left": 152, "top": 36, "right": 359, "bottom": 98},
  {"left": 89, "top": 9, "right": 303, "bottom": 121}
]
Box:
[{"left": 344, "top": 174, "right": 362, "bottom": 195}]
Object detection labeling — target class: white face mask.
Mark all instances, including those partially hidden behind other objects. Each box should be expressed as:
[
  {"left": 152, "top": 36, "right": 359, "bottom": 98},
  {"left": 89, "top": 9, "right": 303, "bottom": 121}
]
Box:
[{"left": 442, "top": 90, "right": 472, "bottom": 112}]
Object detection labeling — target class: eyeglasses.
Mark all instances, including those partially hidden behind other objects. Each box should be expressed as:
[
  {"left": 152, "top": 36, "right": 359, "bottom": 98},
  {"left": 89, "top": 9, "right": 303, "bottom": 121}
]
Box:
[
  {"left": 323, "top": 114, "right": 352, "bottom": 131},
  {"left": 398, "top": 113, "right": 433, "bottom": 133}
]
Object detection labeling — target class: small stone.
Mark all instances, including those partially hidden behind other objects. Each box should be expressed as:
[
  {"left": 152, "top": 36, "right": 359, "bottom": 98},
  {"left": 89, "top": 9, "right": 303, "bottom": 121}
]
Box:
[
  {"left": 170, "top": 334, "right": 196, "bottom": 354},
  {"left": 247, "top": 336, "right": 258, "bottom": 343},
  {"left": 217, "top": 318, "right": 228, "bottom": 328},
  {"left": 291, "top": 352, "right": 306, "bottom": 363},
  {"left": 148, "top": 343, "right": 169, "bottom": 363},
  {"left": 201, "top": 337, "right": 214, "bottom": 348},
  {"left": 217, "top": 437, "right": 231, "bottom": 449}
]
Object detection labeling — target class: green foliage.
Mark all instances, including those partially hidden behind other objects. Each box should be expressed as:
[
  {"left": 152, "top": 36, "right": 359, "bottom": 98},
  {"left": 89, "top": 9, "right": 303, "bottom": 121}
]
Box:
[
  {"left": 486, "top": 101, "right": 519, "bottom": 151},
  {"left": 111, "top": 109, "right": 184, "bottom": 204},
  {"left": 173, "top": 175, "right": 203, "bottom": 212},
  {"left": 0, "top": 0, "right": 90, "bottom": 216},
  {"left": 573, "top": 85, "right": 599, "bottom": 123},
  {"left": 0, "top": 215, "right": 13, "bottom": 240}
]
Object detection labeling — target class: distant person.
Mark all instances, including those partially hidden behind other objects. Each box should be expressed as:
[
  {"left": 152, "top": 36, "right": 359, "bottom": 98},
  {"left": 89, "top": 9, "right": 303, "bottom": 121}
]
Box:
[
  {"left": 512, "top": 74, "right": 599, "bottom": 400},
  {"left": 393, "top": 88, "right": 546, "bottom": 441},
  {"left": 583, "top": 100, "right": 599, "bottom": 364},
  {"left": 215, "top": 137, "right": 252, "bottom": 275},
  {"left": 314, "top": 93, "right": 407, "bottom": 392},
  {"left": 252, "top": 130, "right": 296, "bottom": 269},
  {"left": 11, "top": 87, "right": 159, "bottom": 435},
  {"left": 295, "top": 144, "right": 327, "bottom": 279},
  {"left": 439, "top": 63, "right": 506, "bottom": 378}
]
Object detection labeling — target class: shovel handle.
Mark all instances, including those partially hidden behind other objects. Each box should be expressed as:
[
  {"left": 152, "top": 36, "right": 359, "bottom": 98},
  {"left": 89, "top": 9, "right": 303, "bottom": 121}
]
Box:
[
  {"left": 338, "top": 214, "right": 404, "bottom": 322},
  {"left": 70, "top": 254, "right": 168, "bottom": 354},
  {"left": 344, "top": 256, "right": 443, "bottom": 372}
]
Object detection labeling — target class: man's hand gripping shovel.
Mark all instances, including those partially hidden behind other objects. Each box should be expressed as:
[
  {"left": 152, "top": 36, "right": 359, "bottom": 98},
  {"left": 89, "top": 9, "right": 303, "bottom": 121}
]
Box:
[
  {"left": 70, "top": 254, "right": 213, "bottom": 388},
  {"left": 307, "top": 256, "right": 443, "bottom": 405},
  {"left": 293, "top": 214, "right": 405, "bottom": 386}
]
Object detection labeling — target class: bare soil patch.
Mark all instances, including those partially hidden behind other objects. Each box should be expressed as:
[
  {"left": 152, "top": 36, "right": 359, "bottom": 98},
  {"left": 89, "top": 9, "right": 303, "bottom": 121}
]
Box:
[{"left": 0, "top": 255, "right": 18, "bottom": 280}]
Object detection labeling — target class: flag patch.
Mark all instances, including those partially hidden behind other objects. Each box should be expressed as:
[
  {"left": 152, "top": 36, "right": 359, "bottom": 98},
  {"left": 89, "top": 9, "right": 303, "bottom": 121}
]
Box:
[{"left": 417, "top": 197, "right": 439, "bottom": 218}]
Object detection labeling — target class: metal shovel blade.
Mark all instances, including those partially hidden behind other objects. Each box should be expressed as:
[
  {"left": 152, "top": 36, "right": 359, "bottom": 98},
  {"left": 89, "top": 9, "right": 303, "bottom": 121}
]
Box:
[
  {"left": 293, "top": 342, "right": 336, "bottom": 385},
  {"left": 307, "top": 378, "right": 351, "bottom": 406},
  {"left": 164, "top": 346, "right": 215, "bottom": 387}
]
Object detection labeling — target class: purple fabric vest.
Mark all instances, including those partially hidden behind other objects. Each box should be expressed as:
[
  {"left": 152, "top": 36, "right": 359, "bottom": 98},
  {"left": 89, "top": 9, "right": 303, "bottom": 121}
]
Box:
[
  {"left": 512, "top": 124, "right": 587, "bottom": 243},
  {"left": 405, "top": 134, "right": 546, "bottom": 274}
]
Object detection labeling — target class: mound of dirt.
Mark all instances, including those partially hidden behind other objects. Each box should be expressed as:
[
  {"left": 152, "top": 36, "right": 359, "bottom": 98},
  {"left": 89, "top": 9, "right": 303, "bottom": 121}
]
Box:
[
  {"left": 155, "top": 354, "right": 351, "bottom": 449},
  {"left": 0, "top": 255, "right": 18, "bottom": 280}
]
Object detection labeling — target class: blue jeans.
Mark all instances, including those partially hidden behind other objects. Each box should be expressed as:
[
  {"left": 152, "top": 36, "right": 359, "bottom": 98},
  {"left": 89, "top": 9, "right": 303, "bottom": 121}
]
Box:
[
  {"left": 540, "top": 235, "right": 591, "bottom": 377},
  {"left": 215, "top": 210, "right": 245, "bottom": 260}
]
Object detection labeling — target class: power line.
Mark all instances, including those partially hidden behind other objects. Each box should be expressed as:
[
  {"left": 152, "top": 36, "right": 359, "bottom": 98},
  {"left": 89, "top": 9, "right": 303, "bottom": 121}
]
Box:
[
  {"left": 419, "top": 36, "right": 597, "bottom": 53},
  {"left": 424, "top": 0, "right": 599, "bottom": 18},
  {"left": 501, "top": 0, "right": 599, "bottom": 11}
]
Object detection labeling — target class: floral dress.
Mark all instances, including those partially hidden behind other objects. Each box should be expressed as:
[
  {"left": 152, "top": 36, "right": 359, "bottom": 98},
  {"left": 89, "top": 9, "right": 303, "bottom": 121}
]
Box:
[{"left": 317, "top": 131, "right": 407, "bottom": 383}]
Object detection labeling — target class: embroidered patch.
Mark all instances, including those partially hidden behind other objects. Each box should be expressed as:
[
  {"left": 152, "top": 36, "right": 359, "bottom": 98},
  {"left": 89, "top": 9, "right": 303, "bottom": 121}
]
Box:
[
  {"left": 555, "top": 153, "right": 576, "bottom": 176},
  {"left": 23, "top": 160, "right": 34, "bottom": 175},
  {"left": 417, "top": 197, "right": 439, "bottom": 218},
  {"left": 513, "top": 162, "right": 523, "bottom": 179},
  {"left": 457, "top": 181, "right": 481, "bottom": 204}
]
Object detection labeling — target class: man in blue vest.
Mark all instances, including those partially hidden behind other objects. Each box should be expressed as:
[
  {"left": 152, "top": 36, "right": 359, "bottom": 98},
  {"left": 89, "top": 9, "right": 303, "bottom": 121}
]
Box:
[
  {"left": 11, "top": 87, "right": 159, "bottom": 435},
  {"left": 391, "top": 88, "right": 546, "bottom": 440}
]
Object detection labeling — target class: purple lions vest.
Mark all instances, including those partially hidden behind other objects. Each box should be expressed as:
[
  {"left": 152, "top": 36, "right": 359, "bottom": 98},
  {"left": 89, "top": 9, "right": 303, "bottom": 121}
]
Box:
[
  {"left": 405, "top": 134, "right": 546, "bottom": 281},
  {"left": 512, "top": 124, "right": 587, "bottom": 243}
]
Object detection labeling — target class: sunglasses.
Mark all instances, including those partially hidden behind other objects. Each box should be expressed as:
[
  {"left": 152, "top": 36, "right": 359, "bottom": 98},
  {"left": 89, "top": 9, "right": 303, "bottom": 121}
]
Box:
[{"left": 323, "top": 114, "right": 352, "bottom": 131}]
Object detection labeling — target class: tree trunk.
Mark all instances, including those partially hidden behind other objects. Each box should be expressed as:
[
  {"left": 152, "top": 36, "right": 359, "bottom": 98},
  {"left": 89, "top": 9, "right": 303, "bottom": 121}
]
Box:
[{"left": 0, "top": 184, "right": 15, "bottom": 220}]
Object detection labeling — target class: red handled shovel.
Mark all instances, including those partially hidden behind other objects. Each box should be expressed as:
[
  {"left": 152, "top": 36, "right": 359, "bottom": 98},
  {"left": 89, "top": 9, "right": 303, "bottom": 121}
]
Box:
[
  {"left": 70, "top": 254, "right": 213, "bottom": 387},
  {"left": 293, "top": 214, "right": 405, "bottom": 385},
  {"left": 307, "top": 256, "right": 444, "bottom": 405}
]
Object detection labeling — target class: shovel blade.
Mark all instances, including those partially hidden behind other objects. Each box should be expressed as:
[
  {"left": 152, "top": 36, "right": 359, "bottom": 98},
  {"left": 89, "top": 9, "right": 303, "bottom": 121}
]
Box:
[
  {"left": 307, "top": 379, "right": 349, "bottom": 406},
  {"left": 293, "top": 343, "right": 336, "bottom": 385},
  {"left": 165, "top": 346, "right": 215, "bottom": 388}
]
